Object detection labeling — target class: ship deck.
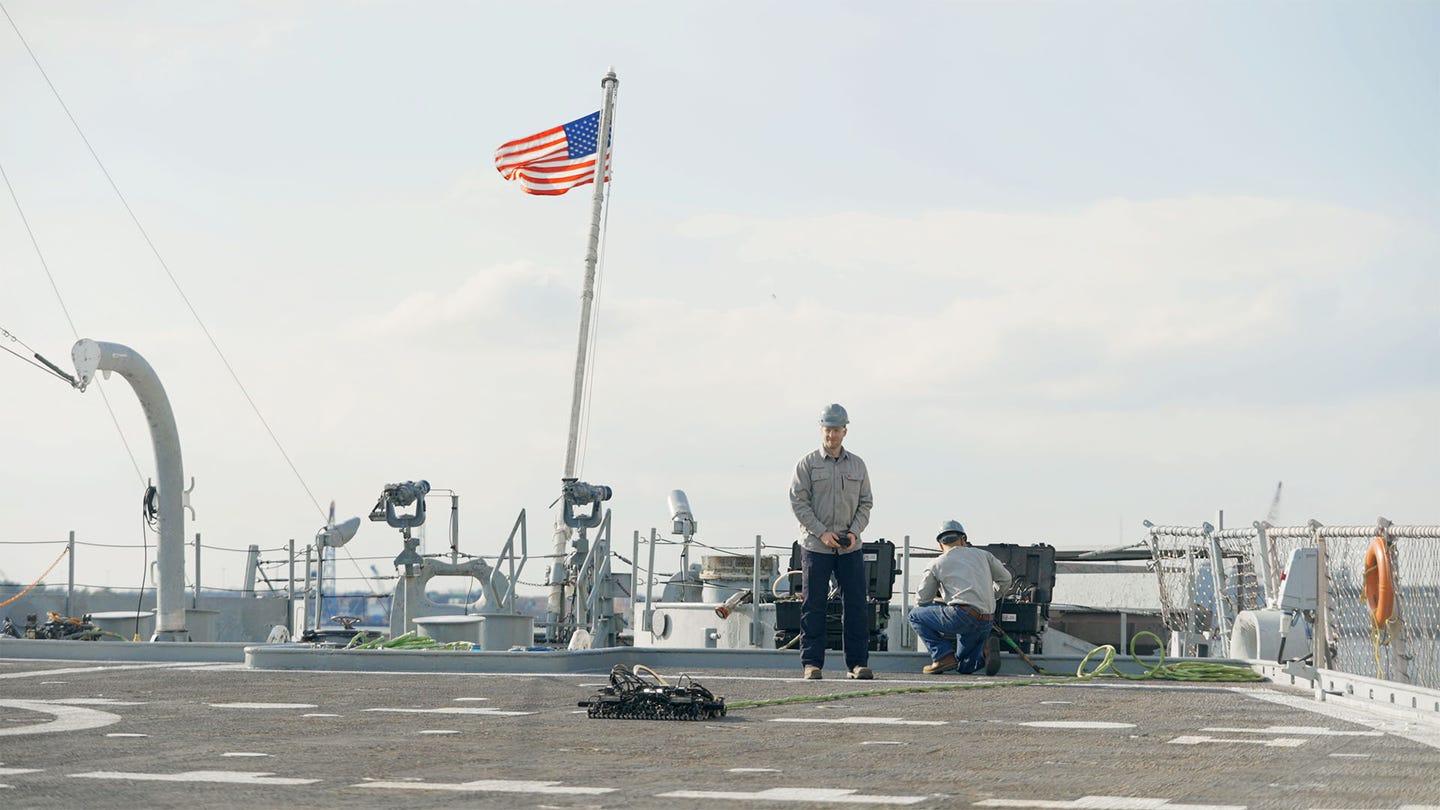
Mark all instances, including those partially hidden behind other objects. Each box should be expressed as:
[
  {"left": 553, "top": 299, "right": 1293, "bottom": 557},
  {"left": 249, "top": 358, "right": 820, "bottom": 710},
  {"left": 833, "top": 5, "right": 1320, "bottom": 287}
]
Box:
[{"left": 3, "top": 650, "right": 1439, "bottom": 809}]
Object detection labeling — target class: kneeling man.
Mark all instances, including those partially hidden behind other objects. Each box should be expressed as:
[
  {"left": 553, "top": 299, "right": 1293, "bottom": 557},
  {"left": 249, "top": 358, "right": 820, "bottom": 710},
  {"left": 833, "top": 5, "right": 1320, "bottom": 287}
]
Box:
[{"left": 908, "top": 520, "right": 1011, "bottom": 675}]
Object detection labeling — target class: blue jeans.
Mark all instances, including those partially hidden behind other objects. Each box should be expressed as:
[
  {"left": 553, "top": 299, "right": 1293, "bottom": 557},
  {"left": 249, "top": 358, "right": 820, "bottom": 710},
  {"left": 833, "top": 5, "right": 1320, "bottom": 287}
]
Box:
[
  {"left": 800, "top": 548, "right": 869, "bottom": 670},
  {"left": 908, "top": 604, "right": 991, "bottom": 674}
]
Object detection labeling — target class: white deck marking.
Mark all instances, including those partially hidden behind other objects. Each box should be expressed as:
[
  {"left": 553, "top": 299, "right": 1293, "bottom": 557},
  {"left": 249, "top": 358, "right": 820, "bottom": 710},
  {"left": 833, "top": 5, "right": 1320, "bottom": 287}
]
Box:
[
  {"left": 1021, "top": 721, "right": 1135, "bottom": 730},
  {"left": 73, "top": 770, "right": 318, "bottom": 785},
  {"left": 769, "top": 716, "right": 945, "bottom": 726},
  {"left": 1169, "top": 735, "right": 1306, "bottom": 748},
  {"left": 0, "top": 700, "right": 121, "bottom": 737},
  {"left": 105, "top": 733, "right": 148, "bottom": 738},
  {"left": 729, "top": 768, "right": 781, "bottom": 773},
  {"left": 974, "top": 798, "right": 1245, "bottom": 809},
  {"left": 417, "top": 730, "right": 459, "bottom": 735},
  {"left": 39, "top": 681, "right": 67, "bottom": 685},
  {"left": 0, "top": 662, "right": 194, "bottom": 680},
  {"left": 221, "top": 752, "right": 270, "bottom": 757},
  {"left": 302, "top": 713, "right": 340, "bottom": 718},
  {"left": 1329, "top": 752, "right": 1372, "bottom": 758},
  {"left": 1040, "top": 701, "right": 1074, "bottom": 705},
  {"left": 209, "top": 702, "right": 317, "bottom": 709},
  {"left": 861, "top": 741, "right": 907, "bottom": 745},
  {"left": 359, "top": 778, "right": 614, "bottom": 795},
  {"left": 364, "top": 707, "right": 534, "bottom": 716},
  {"left": 452, "top": 697, "right": 489, "bottom": 701},
  {"left": 1232, "top": 687, "right": 1440, "bottom": 751},
  {"left": 1202, "top": 725, "right": 1382, "bottom": 737},
  {"left": 659, "top": 787, "right": 925, "bottom": 805},
  {"left": 52, "top": 698, "right": 146, "bottom": 706},
  {"left": 0, "top": 767, "right": 41, "bottom": 776}
]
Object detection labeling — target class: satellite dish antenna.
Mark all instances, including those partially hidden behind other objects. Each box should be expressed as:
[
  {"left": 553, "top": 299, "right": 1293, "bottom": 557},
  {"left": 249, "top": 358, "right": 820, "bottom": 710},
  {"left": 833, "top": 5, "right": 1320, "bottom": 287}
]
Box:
[{"left": 317, "top": 500, "right": 361, "bottom": 549}]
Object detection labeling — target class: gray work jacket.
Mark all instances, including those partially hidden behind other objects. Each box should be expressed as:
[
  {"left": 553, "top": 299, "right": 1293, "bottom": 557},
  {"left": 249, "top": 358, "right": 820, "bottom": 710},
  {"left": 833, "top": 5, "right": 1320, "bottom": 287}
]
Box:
[
  {"left": 916, "top": 545, "right": 1013, "bottom": 615},
  {"left": 789, "top": 447, "right": 873, "bottom": 554}
]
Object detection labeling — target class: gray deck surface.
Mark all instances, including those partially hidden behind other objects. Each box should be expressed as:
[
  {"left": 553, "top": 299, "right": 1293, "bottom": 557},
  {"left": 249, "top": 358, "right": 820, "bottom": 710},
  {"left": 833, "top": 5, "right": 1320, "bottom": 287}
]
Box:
[{"left": 2, "top": 655, "right": 1437, "bottom": 810}]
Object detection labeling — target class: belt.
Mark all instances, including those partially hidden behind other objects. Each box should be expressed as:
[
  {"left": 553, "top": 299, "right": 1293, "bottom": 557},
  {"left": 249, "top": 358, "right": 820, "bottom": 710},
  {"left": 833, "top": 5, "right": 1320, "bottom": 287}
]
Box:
[{"left": 952, "top": 604, "right": 991, "bottom": 622}]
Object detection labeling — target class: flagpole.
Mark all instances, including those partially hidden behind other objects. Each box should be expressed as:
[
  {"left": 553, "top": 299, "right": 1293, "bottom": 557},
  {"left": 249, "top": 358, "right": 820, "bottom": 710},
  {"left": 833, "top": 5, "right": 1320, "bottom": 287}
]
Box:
[
  {"left": 548, "top": 68, "right": 618, "bottom": 643},
  {"left": 563, "top": 67, "right": 617, "bottom": 479}
]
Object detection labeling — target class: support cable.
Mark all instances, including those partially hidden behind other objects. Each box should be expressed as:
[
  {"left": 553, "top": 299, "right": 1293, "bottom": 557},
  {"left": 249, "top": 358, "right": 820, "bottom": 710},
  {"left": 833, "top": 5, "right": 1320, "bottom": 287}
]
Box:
[
  {"left": 1, "top": 157, "right": 145, "bottom": 483},
  {"left": 2, "top": 3, "right": 324, "bottom": 518}
]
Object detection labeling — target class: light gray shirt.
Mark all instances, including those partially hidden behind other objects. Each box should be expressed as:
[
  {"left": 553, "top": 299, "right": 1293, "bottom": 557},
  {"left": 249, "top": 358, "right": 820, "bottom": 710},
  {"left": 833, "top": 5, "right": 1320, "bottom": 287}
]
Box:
[
  {"left": 789, "top": 447, "right": 873, "bottom": 554},
  {"left": 916, "top": 545, "right": 1012, "bottom": 614}
]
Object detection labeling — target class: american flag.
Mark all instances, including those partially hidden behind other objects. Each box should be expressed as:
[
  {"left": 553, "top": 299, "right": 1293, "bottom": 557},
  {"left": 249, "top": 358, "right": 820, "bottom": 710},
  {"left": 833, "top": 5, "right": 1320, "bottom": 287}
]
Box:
[{"left": 494, "top": 112, "right": 611, "bottom": 196}]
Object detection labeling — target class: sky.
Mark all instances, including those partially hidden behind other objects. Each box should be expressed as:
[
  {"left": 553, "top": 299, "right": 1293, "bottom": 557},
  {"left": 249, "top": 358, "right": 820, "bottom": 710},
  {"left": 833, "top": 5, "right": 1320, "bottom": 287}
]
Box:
[{"left": 1, "top": 2, "right": 1436, "bottom": 599}]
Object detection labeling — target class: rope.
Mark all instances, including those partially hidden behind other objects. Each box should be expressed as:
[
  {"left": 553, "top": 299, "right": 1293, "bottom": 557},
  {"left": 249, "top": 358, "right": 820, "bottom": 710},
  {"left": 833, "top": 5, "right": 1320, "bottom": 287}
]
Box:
[{"left": 0, "top": 546, "right": 70, "bottom": 608}]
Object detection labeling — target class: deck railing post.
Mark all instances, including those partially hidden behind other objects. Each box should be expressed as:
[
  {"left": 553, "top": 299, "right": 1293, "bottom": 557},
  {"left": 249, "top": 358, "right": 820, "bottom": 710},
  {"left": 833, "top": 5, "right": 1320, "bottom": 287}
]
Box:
[
  {"left": 1254, "top": 521, "right": 1275, "bottom": 608},
  {"left": 1310, "top": 519, "right": 1331, "bottom": 699},
  {"left": 193, "top": 533, "right": 201, "bottom": 609},
  {"left": 752, "top": 535, "right": 762, "bottom": 648},
  {"left": 287, "top": 538, "right": 296, "bottom": 636},
  {"left": 644, "top": 528, "right": 657, "bottom": 633},
  {"left": 66, "top": 530, "right": 75, "bottom": 617},
  {"left": 902, "top": 535, "right": 913, "bottom": 650},
  {"left": 1204, "top": 521, "right": 1231, "bottom": 656}
]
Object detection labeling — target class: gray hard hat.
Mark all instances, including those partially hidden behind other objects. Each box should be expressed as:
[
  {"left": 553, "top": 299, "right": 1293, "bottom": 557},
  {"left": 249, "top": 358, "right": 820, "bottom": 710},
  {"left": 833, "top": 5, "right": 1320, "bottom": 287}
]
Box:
[
  {"left": 819, "top": 403, "right": 849, "bottom": 427},
  {"left": 936, "top": 520, "right": 966, "bottom": 543}
]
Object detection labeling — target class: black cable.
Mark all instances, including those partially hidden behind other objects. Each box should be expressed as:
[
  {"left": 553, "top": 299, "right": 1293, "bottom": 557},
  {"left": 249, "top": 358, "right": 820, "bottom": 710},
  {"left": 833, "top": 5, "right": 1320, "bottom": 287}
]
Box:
[{"left": 134, "top": 487, "right": 154, "bottom": 640}]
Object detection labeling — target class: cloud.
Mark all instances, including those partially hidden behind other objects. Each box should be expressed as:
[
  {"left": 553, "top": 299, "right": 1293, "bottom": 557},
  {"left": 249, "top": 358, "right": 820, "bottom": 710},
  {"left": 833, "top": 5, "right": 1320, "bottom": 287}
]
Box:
[
  {"left": 651, "top": 195, "right": 1426, "bottom": 405},
  {"left": 352, "top": 261, "right": 571, "bottom": 339}
]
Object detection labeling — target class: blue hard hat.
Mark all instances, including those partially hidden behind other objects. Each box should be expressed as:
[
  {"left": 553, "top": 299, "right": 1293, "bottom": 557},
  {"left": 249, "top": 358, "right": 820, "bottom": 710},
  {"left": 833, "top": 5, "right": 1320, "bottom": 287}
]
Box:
[
  {"left": 819, "top": 403, "right": 849, "bottom": 427},
  {"left": 937, "top": 520, "right": 966, "bottom": 542}
]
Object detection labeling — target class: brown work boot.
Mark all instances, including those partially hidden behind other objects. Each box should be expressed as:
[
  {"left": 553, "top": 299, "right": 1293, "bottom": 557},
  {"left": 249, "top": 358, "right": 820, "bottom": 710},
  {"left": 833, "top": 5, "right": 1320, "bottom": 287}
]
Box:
[
  {"left": 847, "top": 665, "right": 874, "bottom": 680},
  {"left": 802, "top": 665, "right": 822, "bottom": 680},
  {"left": 922, "top": 654, "right": 958, "bottom": 674}
]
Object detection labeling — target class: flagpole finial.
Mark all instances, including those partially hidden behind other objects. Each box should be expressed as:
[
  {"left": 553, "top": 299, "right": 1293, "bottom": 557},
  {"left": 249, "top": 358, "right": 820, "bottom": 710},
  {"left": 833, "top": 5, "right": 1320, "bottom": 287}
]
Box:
[{"left": 603, "top": 68, "right": 617, "bottom": 86}]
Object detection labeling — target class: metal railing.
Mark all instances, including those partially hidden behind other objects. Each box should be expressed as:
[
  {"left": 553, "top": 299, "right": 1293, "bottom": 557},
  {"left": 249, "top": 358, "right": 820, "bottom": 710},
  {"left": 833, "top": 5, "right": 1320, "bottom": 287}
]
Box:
[{"left": 1148, "top": 517, "right": 1440, "bottom": 690}]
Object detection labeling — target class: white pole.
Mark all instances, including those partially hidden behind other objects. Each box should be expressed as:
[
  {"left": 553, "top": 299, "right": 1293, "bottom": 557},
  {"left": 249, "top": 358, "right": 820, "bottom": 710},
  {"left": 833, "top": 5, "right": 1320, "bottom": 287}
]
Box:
[
  {"left": 549, "top": 69, "right": 620, "bottom": 642},
  {"left": 71, "top": 339, "right": 188, "bottom": 640},
  {"left": 562, "top": 68, "right": 619, "bottom": 480}
]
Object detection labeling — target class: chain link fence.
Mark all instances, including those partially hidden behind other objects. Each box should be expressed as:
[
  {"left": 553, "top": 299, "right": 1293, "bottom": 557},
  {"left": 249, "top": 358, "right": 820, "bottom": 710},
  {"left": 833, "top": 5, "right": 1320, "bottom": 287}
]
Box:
[{"left": 1148, "top": 519, "right": 1440, "bottom": 690}]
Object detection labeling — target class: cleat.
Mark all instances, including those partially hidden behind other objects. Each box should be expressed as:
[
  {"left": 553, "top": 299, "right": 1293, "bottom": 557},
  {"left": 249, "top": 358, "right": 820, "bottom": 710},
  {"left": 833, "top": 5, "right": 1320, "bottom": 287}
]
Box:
[{"left": 803, "top": 665, "right": 823, "bottom": 680}]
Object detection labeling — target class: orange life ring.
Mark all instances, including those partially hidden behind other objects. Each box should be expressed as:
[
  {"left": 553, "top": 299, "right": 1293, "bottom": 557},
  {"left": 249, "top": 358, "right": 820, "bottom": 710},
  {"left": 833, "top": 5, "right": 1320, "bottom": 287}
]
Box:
[{"left": 1363, "top": 536, "right": 1395, "bottom": 628}]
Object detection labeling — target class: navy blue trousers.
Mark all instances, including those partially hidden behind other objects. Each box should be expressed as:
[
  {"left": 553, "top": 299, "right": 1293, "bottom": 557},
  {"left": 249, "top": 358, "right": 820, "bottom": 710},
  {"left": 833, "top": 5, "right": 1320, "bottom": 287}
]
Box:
[{"left": 799, "top": 547, "right": 869, "bottom": 670}]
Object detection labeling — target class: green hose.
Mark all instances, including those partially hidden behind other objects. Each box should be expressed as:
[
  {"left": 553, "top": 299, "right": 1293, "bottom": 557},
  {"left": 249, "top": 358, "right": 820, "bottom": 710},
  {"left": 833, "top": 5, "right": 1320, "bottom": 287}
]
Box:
[
  {"left": 1034, "top": 630, "right": 1263, "bottom": 682},
  {"left": 343, "top": 630, "right": 474, "bottom": 651},
  {"left": 730, "top": 631, "right": 1263, "bottom": 711}
]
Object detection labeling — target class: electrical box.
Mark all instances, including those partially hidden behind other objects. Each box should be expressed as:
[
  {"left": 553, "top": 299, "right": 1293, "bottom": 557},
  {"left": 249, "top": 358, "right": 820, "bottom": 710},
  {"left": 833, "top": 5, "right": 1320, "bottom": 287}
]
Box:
[
  {"left": 787, "top": 539, "right": 896, "bottom": 601},
  {"left": 996, "top": 600, "right": 1043, "bottom": 634},
  {"left": 1276, "top": 547, "right": 1319, "bottom": 611},
  {"left": 773, "top": 601, "right": 889, "bottom": 652},
  {"left": 778, "top": 540, "right": 898, "bottom": 652},
  {"left": 978, "top": 543, "right": 1056, "bottom": 605}
]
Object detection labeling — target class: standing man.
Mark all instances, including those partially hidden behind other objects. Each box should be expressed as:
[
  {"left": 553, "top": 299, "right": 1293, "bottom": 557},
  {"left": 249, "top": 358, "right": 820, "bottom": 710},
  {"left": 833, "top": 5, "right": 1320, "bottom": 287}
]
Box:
[
  {"left": 789, "top": 403, "right": 875, "bottom": 680},
  {"left": 909, "top": 520, "right": 1012, "bottom": 675}
]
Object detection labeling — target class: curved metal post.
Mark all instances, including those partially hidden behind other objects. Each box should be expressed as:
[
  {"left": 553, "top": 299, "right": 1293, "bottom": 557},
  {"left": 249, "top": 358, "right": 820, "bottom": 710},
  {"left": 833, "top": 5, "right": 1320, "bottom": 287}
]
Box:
[{"left": 72, "top": 339, "right": 188, "bottom": 640}]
